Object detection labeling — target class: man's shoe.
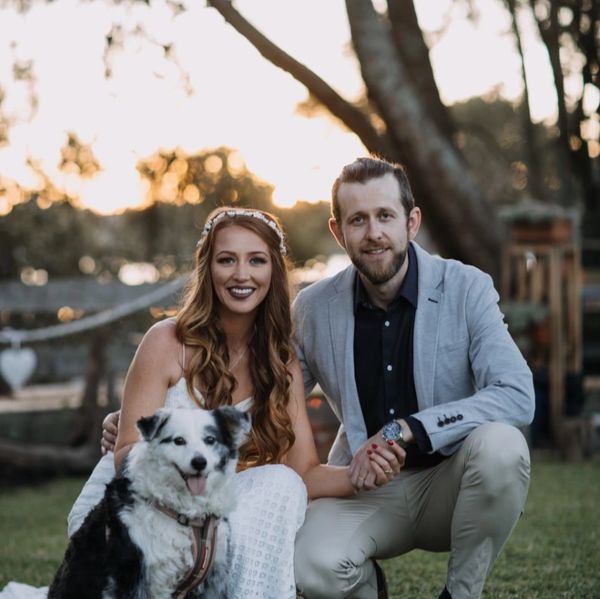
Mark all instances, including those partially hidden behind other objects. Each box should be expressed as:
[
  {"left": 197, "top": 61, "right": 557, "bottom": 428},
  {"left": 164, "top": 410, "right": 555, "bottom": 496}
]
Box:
[{"left": 373, "top": 560, "right": 388, "bottom": 599}]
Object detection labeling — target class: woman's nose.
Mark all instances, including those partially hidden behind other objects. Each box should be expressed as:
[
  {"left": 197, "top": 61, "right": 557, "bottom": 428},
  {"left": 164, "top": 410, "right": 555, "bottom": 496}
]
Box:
[{"left": 233, "top": 262, "right": 250, "bottom": 280}]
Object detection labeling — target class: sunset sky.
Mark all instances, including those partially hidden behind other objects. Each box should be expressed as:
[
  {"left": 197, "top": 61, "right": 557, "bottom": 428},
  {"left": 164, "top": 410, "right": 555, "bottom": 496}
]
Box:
[{"left": 0, "top": 0, "right": 582, "bottom": 214}]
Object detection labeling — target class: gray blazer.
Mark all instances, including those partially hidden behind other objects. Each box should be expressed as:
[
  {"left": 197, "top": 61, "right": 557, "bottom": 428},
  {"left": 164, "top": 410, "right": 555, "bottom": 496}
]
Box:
[{"left": 292, "top": 242, "right": 535, "bottom": 465}]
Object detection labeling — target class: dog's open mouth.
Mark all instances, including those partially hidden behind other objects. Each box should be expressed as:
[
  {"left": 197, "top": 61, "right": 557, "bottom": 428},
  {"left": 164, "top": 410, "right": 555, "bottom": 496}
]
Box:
[{"left": 176, "top": 467, "right": 207, "bottom": 496}]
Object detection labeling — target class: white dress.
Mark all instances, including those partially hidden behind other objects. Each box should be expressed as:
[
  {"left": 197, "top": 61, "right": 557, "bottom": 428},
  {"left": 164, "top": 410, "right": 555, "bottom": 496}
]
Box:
[{"left": 0, "top": 378, "right": 307, "bottom": 599}]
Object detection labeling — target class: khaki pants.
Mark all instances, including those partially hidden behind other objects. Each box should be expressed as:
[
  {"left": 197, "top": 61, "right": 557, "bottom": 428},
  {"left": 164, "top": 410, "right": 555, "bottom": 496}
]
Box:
[{"left": 295, "top": 423, "right": 531, "bottom": 599}]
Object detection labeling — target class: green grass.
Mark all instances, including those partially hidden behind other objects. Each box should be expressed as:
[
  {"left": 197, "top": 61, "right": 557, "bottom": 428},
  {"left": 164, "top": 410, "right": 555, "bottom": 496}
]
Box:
[{"left": 1, "top": 459, "right": 599, "bottom": 597}]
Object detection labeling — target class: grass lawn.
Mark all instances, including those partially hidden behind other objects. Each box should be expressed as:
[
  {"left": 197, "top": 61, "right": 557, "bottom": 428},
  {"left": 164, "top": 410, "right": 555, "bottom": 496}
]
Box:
[{"left": 1, "top": 457, "right": 599, "bottom": 597}]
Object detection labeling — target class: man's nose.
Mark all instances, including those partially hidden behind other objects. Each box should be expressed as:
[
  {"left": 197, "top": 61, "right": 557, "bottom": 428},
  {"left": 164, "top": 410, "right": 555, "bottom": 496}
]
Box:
[{"left": 366, "top": 219, "right": 383, "bottom": 239}]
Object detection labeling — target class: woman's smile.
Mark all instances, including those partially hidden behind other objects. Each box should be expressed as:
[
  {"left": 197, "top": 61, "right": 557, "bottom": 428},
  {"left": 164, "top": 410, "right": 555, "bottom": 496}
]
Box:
[{"left": 211, "top": 225, "right": 273, "bottom": 317}]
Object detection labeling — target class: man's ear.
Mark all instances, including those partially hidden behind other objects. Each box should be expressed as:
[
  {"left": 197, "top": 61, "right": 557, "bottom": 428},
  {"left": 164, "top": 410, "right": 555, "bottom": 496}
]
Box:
[
  {"left": 328, "top": 218, "right": 346, "bottom": 250},
  {"left": 407, "top": 207, "right": 421, "bottom": 241}
]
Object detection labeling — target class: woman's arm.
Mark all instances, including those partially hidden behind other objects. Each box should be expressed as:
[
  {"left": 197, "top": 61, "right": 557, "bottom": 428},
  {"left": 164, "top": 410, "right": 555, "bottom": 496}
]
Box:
[
  {"left": 283, "top": 361, "right": 356, "bottom": 499},
  {"left": 114, "top": 320, "right": 181, "bottom": 469}
]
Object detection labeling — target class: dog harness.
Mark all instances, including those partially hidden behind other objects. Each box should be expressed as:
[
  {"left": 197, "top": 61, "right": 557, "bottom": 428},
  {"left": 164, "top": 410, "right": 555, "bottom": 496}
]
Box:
[{"left": 153, "top": 503, "right": 220, "bottom": 599}]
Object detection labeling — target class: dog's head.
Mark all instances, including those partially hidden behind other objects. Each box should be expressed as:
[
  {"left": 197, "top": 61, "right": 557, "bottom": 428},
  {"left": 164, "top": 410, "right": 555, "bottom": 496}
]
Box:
[{"left": 133, "top": 407, "right": 250, "bottom": 499}]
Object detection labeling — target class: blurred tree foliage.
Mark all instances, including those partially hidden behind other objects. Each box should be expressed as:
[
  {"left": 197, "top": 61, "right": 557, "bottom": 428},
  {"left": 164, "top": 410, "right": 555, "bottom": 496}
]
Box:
[
  {"left": 1, "top": 0, "right": 597, "bottom": 274},
  {"left": 0, "top": 146, "right": 336, "bottom": 281}
]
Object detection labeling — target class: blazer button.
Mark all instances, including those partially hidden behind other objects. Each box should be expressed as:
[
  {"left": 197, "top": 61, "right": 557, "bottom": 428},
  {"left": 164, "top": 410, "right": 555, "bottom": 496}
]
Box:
[
  {"left": 450, "top": 416, "right": 457, "bottom": 423},
  {"left": 457, "top": 414, "right": 463, "bottom": 420}
]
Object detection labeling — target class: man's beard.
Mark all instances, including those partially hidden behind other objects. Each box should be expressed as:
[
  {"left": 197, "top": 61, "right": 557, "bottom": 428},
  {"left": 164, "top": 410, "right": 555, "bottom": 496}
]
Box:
[{"left": 351, "top": 245, "right": 407, "bottom": 285}]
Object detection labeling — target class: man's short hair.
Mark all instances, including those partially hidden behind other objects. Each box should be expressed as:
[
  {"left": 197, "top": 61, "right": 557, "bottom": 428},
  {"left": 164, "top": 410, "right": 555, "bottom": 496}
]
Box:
[{"left": 331, "top": 157, "right": 415, "bottom": 221}]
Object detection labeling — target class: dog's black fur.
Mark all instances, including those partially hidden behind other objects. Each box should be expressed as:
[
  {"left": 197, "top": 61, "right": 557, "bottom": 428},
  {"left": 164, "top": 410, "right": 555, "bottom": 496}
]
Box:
[{"left": 48, "top": 477, "right": 144, "bottom": 599}]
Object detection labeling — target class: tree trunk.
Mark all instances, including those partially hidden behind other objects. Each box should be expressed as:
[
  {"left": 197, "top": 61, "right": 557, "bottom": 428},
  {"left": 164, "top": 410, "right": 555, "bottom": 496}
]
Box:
[
  {"left": 506, "top": 0, "right": 544, "bottom": 200},
  {"left": 345, "top": 0, "right": 503, "bottom": 275},
  {"left": 529, "top": 0, "right": 574, "bottom": 203},
  {"left": 67, "top": 329, "right": 109, "bottom": 446}
]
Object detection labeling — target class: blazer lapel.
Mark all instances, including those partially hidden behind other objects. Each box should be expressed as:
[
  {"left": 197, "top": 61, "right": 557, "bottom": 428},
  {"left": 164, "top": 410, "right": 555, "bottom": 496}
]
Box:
[
  {"left": 328, "top": 268, "right": 368, "bottom": 453},
  {"left": 413, "top": 243, "right": 443, "bottom": 411}
]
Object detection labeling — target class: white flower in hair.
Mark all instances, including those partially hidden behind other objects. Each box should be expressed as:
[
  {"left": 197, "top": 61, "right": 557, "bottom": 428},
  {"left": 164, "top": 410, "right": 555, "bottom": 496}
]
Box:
[{"left": 198, "top": 208, "right": 287, "bottom": 255}]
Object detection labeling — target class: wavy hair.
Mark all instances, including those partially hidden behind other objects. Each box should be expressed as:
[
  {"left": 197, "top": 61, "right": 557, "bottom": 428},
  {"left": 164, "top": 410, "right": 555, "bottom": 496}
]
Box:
[{"left": 175, "top": 207, "right": 295, "bottom": 469}]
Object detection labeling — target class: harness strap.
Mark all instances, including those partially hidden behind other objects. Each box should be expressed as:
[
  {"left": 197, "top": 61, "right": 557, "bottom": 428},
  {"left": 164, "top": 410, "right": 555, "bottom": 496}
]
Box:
[
  {"left": 173, "top": 515, "right": 219, "bottom": 599},
  {"left": 152, "top": 503, "right": 220, "bottom": 599}
]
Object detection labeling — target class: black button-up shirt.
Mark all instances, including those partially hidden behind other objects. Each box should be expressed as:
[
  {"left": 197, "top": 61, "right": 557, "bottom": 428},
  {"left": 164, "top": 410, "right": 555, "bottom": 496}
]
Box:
[{"left": 353, "top": 243, "right": 446, "bottom": 469}]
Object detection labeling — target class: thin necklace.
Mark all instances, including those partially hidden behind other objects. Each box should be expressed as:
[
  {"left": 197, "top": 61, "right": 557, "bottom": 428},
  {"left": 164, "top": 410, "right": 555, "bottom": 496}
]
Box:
[{"left": 228, "top": 346, "right": 248, "bottom": 371}]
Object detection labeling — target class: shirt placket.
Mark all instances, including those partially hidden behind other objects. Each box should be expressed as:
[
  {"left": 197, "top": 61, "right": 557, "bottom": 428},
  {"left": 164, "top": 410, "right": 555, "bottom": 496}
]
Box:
[{"left": 382, "top": 310, "right": 396, "bottom": 422}]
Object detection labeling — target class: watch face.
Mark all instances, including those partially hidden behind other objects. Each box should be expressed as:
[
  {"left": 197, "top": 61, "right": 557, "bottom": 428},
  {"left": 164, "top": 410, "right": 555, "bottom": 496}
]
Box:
[{"left": 383, "top": 420, "right": 402, "bottom": 441}]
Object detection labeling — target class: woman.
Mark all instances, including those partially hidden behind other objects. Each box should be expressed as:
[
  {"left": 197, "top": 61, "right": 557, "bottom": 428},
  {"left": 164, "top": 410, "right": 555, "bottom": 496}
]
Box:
[{"left": 2, "top": 207, "right": 389, "bottom": 599}]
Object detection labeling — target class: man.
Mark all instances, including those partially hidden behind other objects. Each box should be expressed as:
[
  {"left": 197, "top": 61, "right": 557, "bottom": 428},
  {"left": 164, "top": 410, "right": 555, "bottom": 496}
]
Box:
[{"left": 292, "top": 157, "right": 534, "bottom": 599}]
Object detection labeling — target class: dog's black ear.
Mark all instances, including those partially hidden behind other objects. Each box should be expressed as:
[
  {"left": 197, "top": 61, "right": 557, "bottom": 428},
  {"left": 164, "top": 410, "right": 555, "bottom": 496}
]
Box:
[
  {"left": 137, "top": 409, "right": 171, "bottom": 442},
  {"left": 214, "top": 406, "right": 251, "bottom": 448}
]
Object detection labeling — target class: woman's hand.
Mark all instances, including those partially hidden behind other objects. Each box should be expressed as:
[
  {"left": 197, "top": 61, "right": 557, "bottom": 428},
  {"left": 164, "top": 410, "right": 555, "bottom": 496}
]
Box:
[
  {"left": 348, "top": 432, "right": 405, "bottom": 491},
  {"left": 101, "top": 410, "right": 120, "bottom": 454}
]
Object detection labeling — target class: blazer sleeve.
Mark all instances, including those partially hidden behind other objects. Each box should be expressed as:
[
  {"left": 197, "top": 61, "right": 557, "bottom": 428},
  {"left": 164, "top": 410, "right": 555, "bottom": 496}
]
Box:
[
  {"left": 413, "top": 271, "right": 535, "bottom": 454},
  {"left": 292, "top": 289, "right": 318, "bottom": 397}
]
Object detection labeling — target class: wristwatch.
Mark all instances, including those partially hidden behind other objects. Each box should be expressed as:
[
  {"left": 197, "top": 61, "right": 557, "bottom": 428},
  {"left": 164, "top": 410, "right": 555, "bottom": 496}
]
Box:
[{"left": 381, "top": 420, "right": 408, "bottom": 448}]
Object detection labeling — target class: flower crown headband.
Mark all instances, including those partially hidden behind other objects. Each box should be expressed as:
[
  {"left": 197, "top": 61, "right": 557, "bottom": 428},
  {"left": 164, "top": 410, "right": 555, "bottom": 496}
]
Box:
[{"left": 198, "top": 209, "right": 287, "bottom": 256}]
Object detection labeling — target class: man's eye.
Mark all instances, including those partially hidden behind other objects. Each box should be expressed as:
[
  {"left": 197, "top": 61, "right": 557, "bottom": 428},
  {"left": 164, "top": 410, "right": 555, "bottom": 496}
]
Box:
[
  {"left": 173, "top": 437, "right": 186, "bottom": 446},
  {"left": 204, "top": 436, "right": 216, "bottom": 445}
]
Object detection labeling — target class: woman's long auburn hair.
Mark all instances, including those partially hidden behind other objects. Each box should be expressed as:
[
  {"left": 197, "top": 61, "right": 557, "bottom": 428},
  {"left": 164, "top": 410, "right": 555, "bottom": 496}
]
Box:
[{"left": 175, "top": 207, "right": 295, "bottom": 469}]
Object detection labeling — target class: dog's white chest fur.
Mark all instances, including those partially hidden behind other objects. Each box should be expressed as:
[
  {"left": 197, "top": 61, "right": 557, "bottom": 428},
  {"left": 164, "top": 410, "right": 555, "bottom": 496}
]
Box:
[{"left": 119, "top": 504, "right": 229, "bottom": 599}]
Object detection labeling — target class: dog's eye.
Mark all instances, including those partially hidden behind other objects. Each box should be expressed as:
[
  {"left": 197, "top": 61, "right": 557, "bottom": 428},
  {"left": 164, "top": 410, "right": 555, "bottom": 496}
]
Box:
[
  {"left": 173, "top": 437, "right": 186, "bottom": 446},
  {"left": 204, "top": 436, "right": 216, "bottom": 445}
]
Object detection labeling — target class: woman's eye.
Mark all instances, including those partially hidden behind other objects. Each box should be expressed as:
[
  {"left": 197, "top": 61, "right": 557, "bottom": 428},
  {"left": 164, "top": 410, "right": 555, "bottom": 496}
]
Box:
[
  {"left": 173, "top": 437, "right": 186, "bottom": 446},
  {"left": 250, "top": 257, "right": 267, "bottom": 265},
  {"left": 204, "top": 436, "right": 216, "bottom": 445},
  {"left": 217, "top": 257, "right": 234, "bottom": 265}
]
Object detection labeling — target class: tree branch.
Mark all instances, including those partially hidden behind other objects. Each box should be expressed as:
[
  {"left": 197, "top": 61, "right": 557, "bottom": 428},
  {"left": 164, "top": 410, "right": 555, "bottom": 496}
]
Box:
[
  {"left": 206, "top": 0, "right": 394, "bottom": 158},
  {"left": 387, "top": 0, "right": 456, "bottom": 141}
]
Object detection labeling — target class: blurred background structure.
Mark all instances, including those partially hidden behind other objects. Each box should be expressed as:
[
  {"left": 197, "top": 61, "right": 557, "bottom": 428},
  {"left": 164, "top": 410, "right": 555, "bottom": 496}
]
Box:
[{"left": 0, "top": 0, "right": 599, "bottom": 477}]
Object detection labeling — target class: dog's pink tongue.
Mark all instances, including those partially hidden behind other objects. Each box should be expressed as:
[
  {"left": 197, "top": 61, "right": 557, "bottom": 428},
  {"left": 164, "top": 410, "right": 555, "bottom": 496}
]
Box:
[{"left": 186, "top": 475, "right": 206, "bottom": 496}]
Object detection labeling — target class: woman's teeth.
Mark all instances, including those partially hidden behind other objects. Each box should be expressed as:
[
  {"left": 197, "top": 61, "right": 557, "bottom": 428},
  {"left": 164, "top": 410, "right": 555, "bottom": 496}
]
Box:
[{"left": 229, "top": 287, "right": 254, "bottom": 298}]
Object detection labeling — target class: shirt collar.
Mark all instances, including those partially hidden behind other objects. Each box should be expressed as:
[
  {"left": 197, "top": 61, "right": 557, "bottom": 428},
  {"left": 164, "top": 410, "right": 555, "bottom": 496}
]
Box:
[{"left": 353, "top": 242, "right": 419, "bottom": 313}]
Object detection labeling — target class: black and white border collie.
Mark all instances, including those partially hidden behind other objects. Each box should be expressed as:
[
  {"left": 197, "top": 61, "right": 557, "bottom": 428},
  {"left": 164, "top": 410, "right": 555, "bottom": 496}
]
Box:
[{"left": 49, "top": 406, "right": 250, "bottom": 599}]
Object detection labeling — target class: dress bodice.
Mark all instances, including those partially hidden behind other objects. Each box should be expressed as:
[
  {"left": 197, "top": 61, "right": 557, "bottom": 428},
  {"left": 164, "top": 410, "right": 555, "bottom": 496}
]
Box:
[{"left": 164, "top": 377, "right": 253, "bottom": 412}]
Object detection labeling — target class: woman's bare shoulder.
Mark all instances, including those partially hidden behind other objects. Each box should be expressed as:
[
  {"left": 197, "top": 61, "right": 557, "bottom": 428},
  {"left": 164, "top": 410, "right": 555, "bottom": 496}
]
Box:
[{"left": 134, "top": 318, "right": 181, "bottom": 374}]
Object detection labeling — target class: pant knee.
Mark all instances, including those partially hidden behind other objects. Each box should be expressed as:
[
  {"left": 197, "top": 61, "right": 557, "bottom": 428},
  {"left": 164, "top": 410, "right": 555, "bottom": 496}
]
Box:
[
  {"left": 295, "top": 547, "right": 346, "bottom": 599},
  {"left": 295, "top": 534, "right": 368, "bottom": 599},
  {"left": 465, "top": 423, "right": 530, "bottom": 496}
]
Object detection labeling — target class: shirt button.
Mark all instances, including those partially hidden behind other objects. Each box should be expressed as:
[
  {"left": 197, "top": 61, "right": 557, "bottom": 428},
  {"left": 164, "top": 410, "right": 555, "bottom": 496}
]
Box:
[
  {"left": 386, "top": 365, "right": 392, "bottom": 372},
  {"left": 384, "top": 320, "right": 390, "bottom": 327},
  {"left": 389, "top": 409, "right": 395, "bottom": 415}
]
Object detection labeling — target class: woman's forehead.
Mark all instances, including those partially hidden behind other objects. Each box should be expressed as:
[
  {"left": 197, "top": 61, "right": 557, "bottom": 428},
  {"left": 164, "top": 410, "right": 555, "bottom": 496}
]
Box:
[{"left": 213, "top": 224, "right": 270, "bottom": 253}]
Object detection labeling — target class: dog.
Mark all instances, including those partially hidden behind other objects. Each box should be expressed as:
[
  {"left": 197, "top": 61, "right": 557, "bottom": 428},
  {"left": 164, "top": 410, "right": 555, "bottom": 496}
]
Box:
[{"left": 48, "top": 406, "right": 250, "bottom": 599}]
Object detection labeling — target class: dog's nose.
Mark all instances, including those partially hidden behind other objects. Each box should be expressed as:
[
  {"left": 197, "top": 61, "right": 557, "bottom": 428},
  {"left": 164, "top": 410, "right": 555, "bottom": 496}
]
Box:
[{"left": 191, "top": 455, "right": 207, "bottom": 472}]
